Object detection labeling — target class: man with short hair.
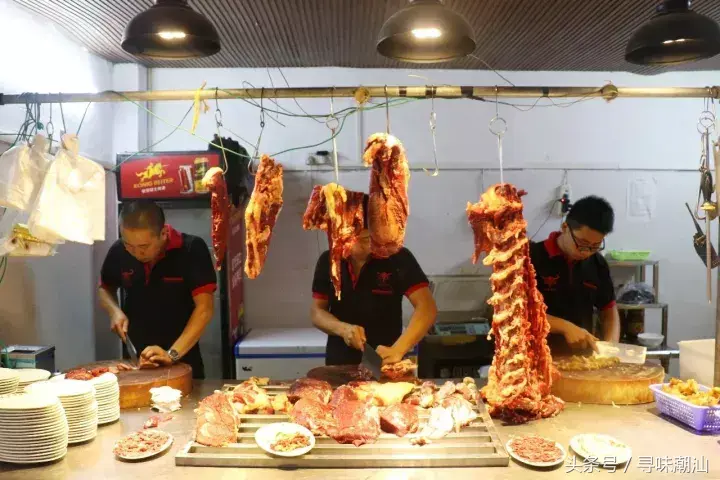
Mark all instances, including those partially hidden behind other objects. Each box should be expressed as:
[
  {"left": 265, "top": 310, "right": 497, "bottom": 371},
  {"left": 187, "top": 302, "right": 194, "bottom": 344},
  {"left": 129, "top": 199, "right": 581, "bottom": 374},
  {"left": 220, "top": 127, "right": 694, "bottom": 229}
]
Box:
[
  {"left": 310, "top": 195, "right": 438, "bottom": 366},
  {"left": 98, "top": 200, "right": 216, "bottom": 378},
  {"left": 530, "top": 196, "right": 621, "bottom": 353}
]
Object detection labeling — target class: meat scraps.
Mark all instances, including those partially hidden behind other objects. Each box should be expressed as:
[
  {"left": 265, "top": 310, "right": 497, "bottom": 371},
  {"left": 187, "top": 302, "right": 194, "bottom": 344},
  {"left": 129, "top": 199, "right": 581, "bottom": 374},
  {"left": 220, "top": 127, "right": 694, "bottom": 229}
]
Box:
[
  {"left": 467, "top": 183, "right": 564, "bottom": 424},
  {"left": 302, "top": 183, "right": 365, "bottom": 299},
  {"left": 231, "top": 378, "right": 273, "bottom": 414},
  {"left": 509, "top": 435, "right": 564, "bottom": 463},
  {"left": 271, "top": 393, "right": 292, "bottom": 414},
  {"left": 287, "top": 378, "right": 333, "bottom": 404},
  {"left": 65, "top": 368, "right": 94, "bottom": 381},
  {"left": 306, "top": 364, "right": 373, "bottom": 386},
  {"left": 194, "top": 391, "right": 238, "bottom": 447},
  {"left": 245, "top": 155, "right": 284, "bottom": 278},
  {"left": 362, "top": 133, "right": 410, "bottom": 258},
  {"left": 331, "top": 400, "right": 381, "bottom": 447},
  {"left": 380, "top": 404, "right": 419, "bottom": 437},
  {"left": 65, "top": 363, "right": 134, "bottom": 381},
  {"left": 380, "top": 358, "right": 416, "bottom": 380},
  {"left": 202, "top": 166, "right": 230, "bottom": 271},
  {"left": 290, "top": 398, "right": 337, "bottom": 436}
]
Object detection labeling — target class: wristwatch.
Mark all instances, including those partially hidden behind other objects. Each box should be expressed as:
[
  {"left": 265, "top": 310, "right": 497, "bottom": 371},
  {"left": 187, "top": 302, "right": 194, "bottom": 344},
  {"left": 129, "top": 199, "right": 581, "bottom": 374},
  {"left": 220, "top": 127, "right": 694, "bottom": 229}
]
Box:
[{"left": 167, "top": 349, "right": 180, "bottom": 363}]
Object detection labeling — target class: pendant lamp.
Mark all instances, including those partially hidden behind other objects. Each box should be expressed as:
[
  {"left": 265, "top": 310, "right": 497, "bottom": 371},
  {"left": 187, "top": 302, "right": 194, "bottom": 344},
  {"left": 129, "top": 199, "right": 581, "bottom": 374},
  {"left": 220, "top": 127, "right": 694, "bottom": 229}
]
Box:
[
  {"left": 376, "top": 0, "right": 476, "bottom": 63},
  {"left": 625, "top": 0, "right": 720, "bottom": 65},
  {"left": 122, "top": 0, "right": 220, "bottom": 59}
]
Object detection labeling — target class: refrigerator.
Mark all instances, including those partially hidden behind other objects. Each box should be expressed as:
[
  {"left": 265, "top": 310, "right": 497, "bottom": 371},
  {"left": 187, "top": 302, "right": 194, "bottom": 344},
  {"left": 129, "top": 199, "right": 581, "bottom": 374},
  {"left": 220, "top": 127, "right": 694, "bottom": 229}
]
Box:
[{"left": 116, "top": 151, "right": 247, "bottom": 379}]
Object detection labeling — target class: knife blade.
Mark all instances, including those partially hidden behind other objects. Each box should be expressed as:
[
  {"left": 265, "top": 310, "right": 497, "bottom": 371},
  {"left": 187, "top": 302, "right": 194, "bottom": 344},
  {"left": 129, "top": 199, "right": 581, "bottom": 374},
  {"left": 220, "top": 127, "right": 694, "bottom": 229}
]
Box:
[
  {"left": 125, "top": 335, "right": 139, "bottom": 366},
  {"left": 596, "top": 341, "right": 646, "bottom": 364},
  {"left": 361, "top": 345, "right": 383, "bottom": 379}
]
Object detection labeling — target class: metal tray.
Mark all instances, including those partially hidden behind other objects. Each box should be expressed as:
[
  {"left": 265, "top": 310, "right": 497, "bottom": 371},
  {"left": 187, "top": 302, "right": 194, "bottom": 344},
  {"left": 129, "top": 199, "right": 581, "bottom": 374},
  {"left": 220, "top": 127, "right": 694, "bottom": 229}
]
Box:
[{"left": 175, "top": 383, "right": 509, "bottom": 468}]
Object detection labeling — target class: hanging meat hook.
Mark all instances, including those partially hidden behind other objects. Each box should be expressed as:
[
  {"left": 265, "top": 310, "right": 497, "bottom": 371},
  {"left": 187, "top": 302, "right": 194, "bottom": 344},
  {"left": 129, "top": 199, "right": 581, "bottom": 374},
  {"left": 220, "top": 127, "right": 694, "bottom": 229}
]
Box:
[
  {"left": 326, "top": 86, "right": 340, "bottom": 183},
  {"left": 488, "top": 86, "right": 507, "bottom": 184},
  {"left": 424, "top": 85, "right": 440, "bottom": 177},
  {"left": 384, "top": 85, "right": 391, "bottom": 135}
]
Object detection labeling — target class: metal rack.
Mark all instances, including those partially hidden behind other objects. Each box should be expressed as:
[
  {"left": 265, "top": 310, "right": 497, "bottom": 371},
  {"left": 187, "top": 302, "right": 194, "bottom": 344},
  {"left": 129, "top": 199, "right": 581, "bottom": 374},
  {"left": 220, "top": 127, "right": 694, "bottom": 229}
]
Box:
[{"left": 607, "top": 259, "right": 677, "bottom": 371}]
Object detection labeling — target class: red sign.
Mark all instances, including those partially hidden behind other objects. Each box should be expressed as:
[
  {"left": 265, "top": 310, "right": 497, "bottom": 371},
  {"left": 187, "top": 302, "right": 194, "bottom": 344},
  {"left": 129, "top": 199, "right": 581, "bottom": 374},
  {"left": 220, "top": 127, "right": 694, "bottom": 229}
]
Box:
[
  {"left": 117, "top": 152, "right": 220, "bottom": 200},
  {"left": 226, "top": 204, "right": 246, "bottom": 346}
]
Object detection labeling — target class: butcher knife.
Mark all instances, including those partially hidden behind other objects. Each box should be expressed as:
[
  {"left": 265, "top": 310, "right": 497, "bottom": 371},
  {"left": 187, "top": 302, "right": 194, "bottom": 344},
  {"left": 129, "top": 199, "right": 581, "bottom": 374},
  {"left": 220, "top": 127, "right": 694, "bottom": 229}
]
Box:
[
  {"left": 124, "top": 335, "right": 139, "bottom": 366},
  {"left": 361, "top": 345, "right": 384, "bottom": 379},
  {"left": 596, "top": 341, "right": 646, "bottom": 365}
]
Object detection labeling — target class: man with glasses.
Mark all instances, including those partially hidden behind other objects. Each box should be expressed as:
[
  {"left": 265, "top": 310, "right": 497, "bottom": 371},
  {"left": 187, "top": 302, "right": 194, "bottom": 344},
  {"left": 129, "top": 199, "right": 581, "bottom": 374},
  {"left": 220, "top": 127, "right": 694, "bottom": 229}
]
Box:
[{"left": 530, "top": 196, "right": 620, "bottom": 353}]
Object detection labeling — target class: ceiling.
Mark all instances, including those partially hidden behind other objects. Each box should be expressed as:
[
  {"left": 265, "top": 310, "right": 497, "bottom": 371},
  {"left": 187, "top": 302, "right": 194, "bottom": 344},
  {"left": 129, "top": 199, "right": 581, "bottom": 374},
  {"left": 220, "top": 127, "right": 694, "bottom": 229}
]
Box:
[{"left": 12, "top": 0, "right": 720, "bottom": 74}]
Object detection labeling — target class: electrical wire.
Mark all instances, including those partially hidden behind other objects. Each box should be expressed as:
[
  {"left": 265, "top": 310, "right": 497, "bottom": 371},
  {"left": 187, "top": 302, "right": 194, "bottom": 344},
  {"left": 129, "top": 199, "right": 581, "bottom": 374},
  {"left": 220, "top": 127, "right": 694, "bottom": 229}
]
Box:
[
  {"left": 76, "top": 102, "right": 92, "bottom": 136},
  {"left": 0, "top": 256, "right": 7, "bottom": 287},
  {"left": 530, "top": 199, "right": 562, "bottom": 240}
]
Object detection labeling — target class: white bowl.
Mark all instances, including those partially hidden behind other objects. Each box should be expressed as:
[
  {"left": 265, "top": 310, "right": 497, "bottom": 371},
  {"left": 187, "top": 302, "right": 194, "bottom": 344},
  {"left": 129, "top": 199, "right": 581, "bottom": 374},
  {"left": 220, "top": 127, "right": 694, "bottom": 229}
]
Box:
[{"left": 637, "top": 333, "right": 664, "bottom": 349}]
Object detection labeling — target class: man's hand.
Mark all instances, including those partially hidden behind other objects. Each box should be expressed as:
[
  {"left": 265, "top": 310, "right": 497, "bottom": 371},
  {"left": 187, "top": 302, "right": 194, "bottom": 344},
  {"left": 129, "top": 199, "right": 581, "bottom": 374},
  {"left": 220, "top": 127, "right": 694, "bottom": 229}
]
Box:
[
  {"left": 562, "top": 322, "right": 599, "bottom": 352},
  {"left": 140, "top": 346, "right": 172, "bottom": 367},
  {"left": 110, "top": 311, "right": 129, "bottom": 341},
  {"left": 376, "top": 345, "right": 404, "bottom": 366},
  {"left": 342, "top": 324, "right": 366, "bottom": 351}
]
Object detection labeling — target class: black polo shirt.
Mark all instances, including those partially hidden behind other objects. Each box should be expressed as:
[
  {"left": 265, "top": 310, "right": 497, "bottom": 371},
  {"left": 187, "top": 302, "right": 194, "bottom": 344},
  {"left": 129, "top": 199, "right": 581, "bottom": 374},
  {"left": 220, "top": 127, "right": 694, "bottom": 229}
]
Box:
[
  {"left": 312, "top": 247, "right": 429, "bottom": 365},
  {"left": 530, "top": 231, "right": 616, "bottom": 336},
  {"left": 100, "top": 226, "right": 217, "bottom": 379}
]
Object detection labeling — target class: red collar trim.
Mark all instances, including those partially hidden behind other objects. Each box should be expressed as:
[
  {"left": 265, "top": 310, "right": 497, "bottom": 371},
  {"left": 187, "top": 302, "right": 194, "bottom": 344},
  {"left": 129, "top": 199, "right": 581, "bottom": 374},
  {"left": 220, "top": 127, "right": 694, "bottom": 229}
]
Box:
[
  {"left": 166, "top": 225, "right": 183, "bottom": 251},
  {"left": 543, "top": 231, "right": 564, "bottom": 258}
]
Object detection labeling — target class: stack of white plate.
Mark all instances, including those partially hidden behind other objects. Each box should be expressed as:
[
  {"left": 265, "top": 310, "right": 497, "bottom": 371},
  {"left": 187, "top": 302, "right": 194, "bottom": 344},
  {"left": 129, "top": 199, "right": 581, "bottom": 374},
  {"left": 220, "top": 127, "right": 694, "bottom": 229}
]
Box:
[
  {"left": 16, "top": 368, "right": 51, "bottom": 390},
  {"left": 0, "top": 392, "right": 68, "bottom": 464},
  {"left": 0, "top": 368, "right": 20, "bottom": 394},
  {"left": 26, "top": 380, "right": 98, "bottom": 445},
  {"left": 91, "top": 372, "right": 120, "bottom": 425}
]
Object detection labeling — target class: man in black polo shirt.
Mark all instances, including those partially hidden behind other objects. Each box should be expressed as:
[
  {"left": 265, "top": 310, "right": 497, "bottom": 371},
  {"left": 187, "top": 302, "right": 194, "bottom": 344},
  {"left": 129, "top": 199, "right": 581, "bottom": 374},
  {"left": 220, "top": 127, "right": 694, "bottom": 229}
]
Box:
[
  {"left": 98, "top": 201, "right": 216, "bottom": 378},
  {"left": 310, "top": 196, "right": 437, "bottom": 366},
  {"left": 530, "top": 196, "right": 620, "bottom": 353}
]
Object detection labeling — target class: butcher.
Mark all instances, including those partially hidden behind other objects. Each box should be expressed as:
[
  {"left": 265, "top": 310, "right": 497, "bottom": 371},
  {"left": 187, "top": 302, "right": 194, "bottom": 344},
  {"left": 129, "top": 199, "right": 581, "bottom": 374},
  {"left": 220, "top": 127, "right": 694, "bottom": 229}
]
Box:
[
  {"left": 530, "top": 196, "right": 620, "bottom": 353},
  {"left": 98, "top": 200, "right": 216, "bottom": 379},
  {"left": 310, "top": 195, "right": 438, "bottom": 366}
]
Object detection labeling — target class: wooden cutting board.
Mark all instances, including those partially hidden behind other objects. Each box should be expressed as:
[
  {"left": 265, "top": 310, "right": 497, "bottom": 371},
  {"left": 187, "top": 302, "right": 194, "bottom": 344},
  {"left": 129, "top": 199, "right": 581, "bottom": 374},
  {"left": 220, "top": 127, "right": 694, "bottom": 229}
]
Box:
[
  {"left": 75, "top": 361, "right": 193, "bottom": 409},
  {"left": 551, "top": 362, "right": 664, "bottom": 405}
]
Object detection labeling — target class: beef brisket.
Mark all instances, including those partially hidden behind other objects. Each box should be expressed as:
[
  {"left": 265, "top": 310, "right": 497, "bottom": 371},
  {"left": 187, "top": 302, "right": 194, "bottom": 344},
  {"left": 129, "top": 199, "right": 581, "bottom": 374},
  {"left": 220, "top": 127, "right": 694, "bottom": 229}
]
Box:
[
  {"left": 288, "top": 378, "right": 332, "bottom": 404},
  {"left": 380, "top": 404, "right": 419, "bottom": 437},
  {"left": 330, "top": 400, "right": 381, "bottom": 447},
  {"left": 290, "top": 398, "right": 337, "bottom": 436}
]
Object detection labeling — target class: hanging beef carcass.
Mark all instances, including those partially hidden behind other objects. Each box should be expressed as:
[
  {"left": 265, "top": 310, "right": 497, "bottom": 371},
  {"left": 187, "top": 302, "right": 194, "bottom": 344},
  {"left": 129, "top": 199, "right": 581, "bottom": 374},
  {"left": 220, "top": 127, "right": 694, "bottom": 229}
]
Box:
[
  {"left": 466, "top": 183, "right": 564, "bottom": 424},
  {"left": 244, "top": 155, "right": 284, "bottom": 279},
  {"left": 303, "top": 183, "right": 365, "bottom": 299},
  {"left": 362, "top": 133, "right": 410, "bottom": 258}
]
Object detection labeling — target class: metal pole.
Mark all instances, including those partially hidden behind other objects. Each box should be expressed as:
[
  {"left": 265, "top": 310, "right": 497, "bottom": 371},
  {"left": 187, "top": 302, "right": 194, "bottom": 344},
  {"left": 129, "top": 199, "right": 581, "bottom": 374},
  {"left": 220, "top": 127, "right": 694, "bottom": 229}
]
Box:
[{"left": 1, "top": 85, "right": 719, "bottom": 105}]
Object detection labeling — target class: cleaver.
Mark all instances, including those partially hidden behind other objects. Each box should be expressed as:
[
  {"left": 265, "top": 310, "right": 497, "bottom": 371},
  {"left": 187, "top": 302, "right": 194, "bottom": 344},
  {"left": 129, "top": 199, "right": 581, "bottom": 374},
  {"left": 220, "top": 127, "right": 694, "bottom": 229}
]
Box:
[
  {"left": 596, "top": 341, "right": 646, "bottom": 364},
  {"left": 361, "top": 345, "right": 384, "bottom": 379}
]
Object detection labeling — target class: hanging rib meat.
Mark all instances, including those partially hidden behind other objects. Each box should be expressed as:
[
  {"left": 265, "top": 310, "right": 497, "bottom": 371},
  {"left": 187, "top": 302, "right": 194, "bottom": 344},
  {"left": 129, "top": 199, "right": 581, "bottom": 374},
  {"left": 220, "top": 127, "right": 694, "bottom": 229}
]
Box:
[
  {"left": 244, "top": 155, "right": 284, "bottom": 279},
  {"left": 303, "top": 183, "right": 365, "bottom": 299},
  {"left": 363, "top": 133, "right": 410, "bottom": 258},
  {"left": 202, "top": 167, "right": 230, "bottom": 271},
  {"left": 467, "top": 184, "right": 564, "bottom": 424}
]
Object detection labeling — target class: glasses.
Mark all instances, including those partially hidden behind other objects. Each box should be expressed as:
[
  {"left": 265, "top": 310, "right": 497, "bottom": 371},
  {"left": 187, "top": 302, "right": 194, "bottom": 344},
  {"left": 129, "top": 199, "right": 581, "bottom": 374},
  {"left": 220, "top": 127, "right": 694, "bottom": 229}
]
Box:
[{"left": 569, "top": 229, "right": 605, "bottom": 253}]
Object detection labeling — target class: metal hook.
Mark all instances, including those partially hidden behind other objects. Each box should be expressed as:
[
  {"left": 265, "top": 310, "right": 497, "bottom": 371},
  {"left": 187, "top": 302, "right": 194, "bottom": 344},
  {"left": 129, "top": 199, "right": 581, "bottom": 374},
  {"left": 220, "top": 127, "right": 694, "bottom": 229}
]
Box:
[
  {"left": 325, "top": 87, "right": 340, "bottom": 183},
  {"left": 251, "top": 88, "right": 267, "bottom": 172},
  {"left": 489, "top": 86, "right": 507, "bottom": 184},
  {"left": 46, "top": 103, "right": 54, "bottom": 152},
  {"left": 424, "top": 85, "right": 439, "bottom": 177},
  {"left": 384, "top": 85, "right": 391, "bottom": 135},
  {"left": 214, "top": 87, "right": 223, "bottom": 126}
]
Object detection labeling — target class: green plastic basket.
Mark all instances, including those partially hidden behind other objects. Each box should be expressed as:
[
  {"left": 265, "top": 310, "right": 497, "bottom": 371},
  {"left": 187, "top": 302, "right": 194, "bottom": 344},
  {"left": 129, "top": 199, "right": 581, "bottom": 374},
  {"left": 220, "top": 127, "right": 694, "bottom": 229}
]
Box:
[{"left": 608, "top": 250, "right": 651, "bottom": 261}]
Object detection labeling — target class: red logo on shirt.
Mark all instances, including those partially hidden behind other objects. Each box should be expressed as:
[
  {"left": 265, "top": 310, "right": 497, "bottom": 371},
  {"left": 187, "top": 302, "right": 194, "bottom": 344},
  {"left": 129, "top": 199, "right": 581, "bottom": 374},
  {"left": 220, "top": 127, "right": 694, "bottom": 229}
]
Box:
[
  {"left": 542, "top": 275, "right": 560, "bottom": 291},
  {"left": 377, "top": 272, "right": 392, "bottom": 285},
  {"left": 121, "top": 269, "right": 134, "bottom": 286}
]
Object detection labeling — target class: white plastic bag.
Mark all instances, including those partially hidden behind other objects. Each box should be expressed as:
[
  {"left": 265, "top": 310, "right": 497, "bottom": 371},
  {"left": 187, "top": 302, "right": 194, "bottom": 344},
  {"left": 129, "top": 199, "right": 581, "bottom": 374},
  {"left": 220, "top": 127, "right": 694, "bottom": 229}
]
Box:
[
  {"left": 0, "top": 135, "right": 52, "bottom": 211},
  {"left": 28, "top": 134, "right": 105, "bottom": 245}
]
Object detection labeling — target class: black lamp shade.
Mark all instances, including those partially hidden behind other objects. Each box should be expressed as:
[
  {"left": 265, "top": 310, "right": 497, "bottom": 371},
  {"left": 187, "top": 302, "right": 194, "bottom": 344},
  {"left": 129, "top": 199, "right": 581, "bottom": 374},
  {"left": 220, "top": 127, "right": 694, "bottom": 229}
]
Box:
[
  {"left": 377, "top": 0, "right": 476, "bottom": 63},
  {"left": 626, "top": 1, "right": 720, "bottom": 65},
  {"left": 122, "top": 0, "right": 220, "bottom": 59}
]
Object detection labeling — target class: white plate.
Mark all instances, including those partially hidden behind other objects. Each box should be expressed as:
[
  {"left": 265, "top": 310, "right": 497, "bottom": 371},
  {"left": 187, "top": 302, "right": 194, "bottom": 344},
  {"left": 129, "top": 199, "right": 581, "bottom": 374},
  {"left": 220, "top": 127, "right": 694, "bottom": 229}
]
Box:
[
  {"left": 0, "top": 368, "right": 21, "bottom": 381},
  {"left": 0, "top": 392, "right": 60, "bottom": 410},
  {"left": 254, "top": 422, "right": 315, "bottom": 458},
  {"left": 26, "top": 379, "right": 94, "bottom": 398},
  {"left": 570, "top": 434, "right": 632, "bottom": 466},
  {"left": 90, "top": 372, "right": 118, "bottom": 385},
  {"left": 0, "top": 449, "right": 67, "bottom": 463},
  {"left": 506, "top": 437, "right": 567, "bottom": 468},
  {"left": 15, "top": 369, "right": 51, "bottom": 384},
  {"left": 114, "top": 431, "right": 173, "bottom": 461}
]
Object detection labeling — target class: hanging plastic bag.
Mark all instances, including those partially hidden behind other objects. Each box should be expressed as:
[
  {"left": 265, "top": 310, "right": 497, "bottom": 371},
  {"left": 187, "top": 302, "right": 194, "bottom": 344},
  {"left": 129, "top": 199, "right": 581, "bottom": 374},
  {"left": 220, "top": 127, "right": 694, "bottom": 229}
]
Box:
[
  {"left": 28, "top": 134, "right": 105, "bottom": 245},
  {"left": 616, "top": 282, "right": 656, "bottom": 304},
  {"left": 0, "top": 135, "right": 52, "bottom": 211},
  {"left": 0, "top": 224, "right": 56, "bottom": 257}
]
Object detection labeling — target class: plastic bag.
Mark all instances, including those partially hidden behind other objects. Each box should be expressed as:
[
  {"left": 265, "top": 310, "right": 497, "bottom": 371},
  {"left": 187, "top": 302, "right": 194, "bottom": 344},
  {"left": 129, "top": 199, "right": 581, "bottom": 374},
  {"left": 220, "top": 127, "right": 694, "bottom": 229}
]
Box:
[
  {"left": 0, "top": 135, "right": 52, "bottom": 211},
  {"left": 616, "top": 282, "right": 656, "bottom": 304},
  {"left": 0, "top": 224, "right": 56, "bottom": 257}
]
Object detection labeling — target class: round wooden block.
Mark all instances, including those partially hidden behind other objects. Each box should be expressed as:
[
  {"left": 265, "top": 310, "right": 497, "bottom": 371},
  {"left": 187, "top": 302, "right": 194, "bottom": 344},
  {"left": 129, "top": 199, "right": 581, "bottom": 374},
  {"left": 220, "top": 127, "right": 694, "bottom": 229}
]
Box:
[
  {"left": 551, "top": 363, "right": 664, "bottom": 405},
  {"left": 75, "top": 361, "right": 193, "bottom": 409}
]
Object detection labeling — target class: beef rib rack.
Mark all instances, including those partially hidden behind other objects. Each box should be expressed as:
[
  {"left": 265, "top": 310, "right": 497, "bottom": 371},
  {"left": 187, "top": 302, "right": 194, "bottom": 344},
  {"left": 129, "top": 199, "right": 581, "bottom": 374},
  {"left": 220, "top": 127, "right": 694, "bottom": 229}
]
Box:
[
  {"left": 244, "top": 155, "right": 284, "bottom": 279},
  {"left": 362, "top": 133, "right": 410, "bottom": 258},
  {"left": 303, "top": 183, "right": 365, "bottom": 299},
  {"left": 466, "top": 183, "right": 564, "bottom": 424}
]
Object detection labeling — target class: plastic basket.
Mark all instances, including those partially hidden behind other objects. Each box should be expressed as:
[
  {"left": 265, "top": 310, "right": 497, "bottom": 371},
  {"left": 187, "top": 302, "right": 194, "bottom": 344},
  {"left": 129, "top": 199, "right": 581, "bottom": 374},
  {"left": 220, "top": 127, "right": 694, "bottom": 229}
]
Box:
[
  {"left": 650, "top": 384, "right": 720, "bottom": 432},
  {"left": 608, "top": 250, "right": 651, "bottom": 261}
]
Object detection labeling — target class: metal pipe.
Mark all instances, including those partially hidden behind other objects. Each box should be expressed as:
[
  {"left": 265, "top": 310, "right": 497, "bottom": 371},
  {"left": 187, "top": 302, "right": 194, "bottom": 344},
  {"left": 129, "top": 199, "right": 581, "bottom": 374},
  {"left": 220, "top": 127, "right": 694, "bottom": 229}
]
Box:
[{"left": 1, "top": 85, "right": 719, "bottom": 105}]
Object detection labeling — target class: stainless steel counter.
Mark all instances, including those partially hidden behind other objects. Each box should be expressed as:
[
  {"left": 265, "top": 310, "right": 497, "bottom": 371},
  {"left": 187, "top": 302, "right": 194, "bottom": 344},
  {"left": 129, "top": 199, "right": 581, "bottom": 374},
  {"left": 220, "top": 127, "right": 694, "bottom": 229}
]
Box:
[{"left": 1, "top": 380, "right": 718, "bottom": 479}]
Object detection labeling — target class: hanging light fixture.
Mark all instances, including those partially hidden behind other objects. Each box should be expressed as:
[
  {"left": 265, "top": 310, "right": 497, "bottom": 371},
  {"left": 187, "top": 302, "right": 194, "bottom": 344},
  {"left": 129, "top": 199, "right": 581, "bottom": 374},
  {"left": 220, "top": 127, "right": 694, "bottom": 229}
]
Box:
[
  {"left": 376, "top": 0, "right": 476, "bottom": 63},
  {"left": 122, "top": 0, "right": 220, "bottom": 59},
  {"left": 625, "top": 0, "right": 720, "bottom": 65}
]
